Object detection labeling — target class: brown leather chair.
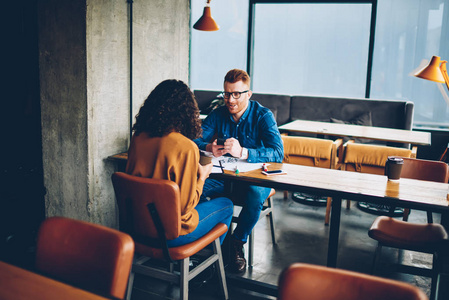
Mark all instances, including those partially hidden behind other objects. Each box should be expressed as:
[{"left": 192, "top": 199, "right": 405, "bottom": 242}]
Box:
[
  {"left": 340, "top": 141, "right": 415, "bottom": 212},
  {"left": 35, "top": 216, "right": 135, "bottom": 299},
  {"left": 278, "top": 263, "right": 428, "bottom": 300},
  {"left": 368, "top": 157, "right": 449, "bottom": 300},
  {"left": 400, "top": 157, "right": 449, "bottom": 220},
  {"left": 111, "top": 172, "right": 228, "bottom": 300},
  {"left": 282, "top": 135, "right": 343, "bottom": 225}
]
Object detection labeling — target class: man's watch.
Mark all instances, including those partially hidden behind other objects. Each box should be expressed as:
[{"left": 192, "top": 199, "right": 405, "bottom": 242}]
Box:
[{"left": 240, "top": 147, "right": 249, "bottom": 160}]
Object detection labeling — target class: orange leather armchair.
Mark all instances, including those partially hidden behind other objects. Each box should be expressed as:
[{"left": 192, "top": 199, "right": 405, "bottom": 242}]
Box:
[
  {"left": 340, "top": 141, "right": 414, "bottom": 213},
  {"left": 35, "top": 216, "right": 135, "bottom": 299},
  {"left": 342, "top": 141, "right": 415, "bottom": 175},
  {"left": 111, "top": 172, "right": 228, "bottom": 300},
  {"left": 282, "top": 135, "right": 343, "bottom": 225},
  {"left": 282, "top": 135, "right": 342, "bottom": 169},
  {"left": 368, "top": 157, "right": 449, "bottom": 300},
  {"left": 278, "top": 263, "right": 428, "bottom": 300}
]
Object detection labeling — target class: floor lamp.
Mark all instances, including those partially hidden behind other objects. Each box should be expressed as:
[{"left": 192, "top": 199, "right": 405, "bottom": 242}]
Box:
[{"left": 414, "top": 56, "right": 449, "bottom": 161}]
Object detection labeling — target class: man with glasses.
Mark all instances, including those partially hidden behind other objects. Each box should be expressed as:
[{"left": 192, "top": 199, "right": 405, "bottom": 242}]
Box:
[{"left": 194, "top": 69, "right": 284, "bottom": 273}]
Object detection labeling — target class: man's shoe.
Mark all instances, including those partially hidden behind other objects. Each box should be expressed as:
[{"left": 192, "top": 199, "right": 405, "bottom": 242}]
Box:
[{"left": 230, "top": 239, "right": 246, "bottom": 273}]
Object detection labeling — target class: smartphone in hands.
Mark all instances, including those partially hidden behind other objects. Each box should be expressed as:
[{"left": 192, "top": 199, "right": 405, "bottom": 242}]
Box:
[{"left": 217, "top": 138, "right": 226, "bottom": 150}]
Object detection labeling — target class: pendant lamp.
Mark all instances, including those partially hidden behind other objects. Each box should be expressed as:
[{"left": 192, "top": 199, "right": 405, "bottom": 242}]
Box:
[{"left": 193, "top": 0, "right": 219, "bottom": 31}]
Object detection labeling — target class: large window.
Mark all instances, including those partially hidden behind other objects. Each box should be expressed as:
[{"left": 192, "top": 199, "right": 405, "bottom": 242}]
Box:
[
  {"left": 371, "top": 0, "right": 449, "bottom": 127},
  {"left": 190, "top": 0, "right": 449, "bottom": 127},
  {"left": 252, "top": 3, "right": 372, "bottom": 97}
]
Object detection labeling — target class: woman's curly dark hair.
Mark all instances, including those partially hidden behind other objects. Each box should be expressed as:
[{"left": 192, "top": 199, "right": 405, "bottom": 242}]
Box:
[{"left": 132, "top": 79, "right": 202, "bottom": 140}]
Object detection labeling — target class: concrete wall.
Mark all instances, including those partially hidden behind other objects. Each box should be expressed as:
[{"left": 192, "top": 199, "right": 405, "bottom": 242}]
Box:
[{"left": 39, "top": 0, "right": 190, "bottom": 227}]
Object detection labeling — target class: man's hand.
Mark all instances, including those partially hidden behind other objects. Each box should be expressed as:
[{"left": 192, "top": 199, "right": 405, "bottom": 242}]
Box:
[
  {"left": 208, "top": 139, "right": 228, "bottom": 157},
  {"left": 223, "top": 137, "right": 243, "bottom": 158},
  {"left": 208, "top": 138, "right": 243, "bottom": 158}
]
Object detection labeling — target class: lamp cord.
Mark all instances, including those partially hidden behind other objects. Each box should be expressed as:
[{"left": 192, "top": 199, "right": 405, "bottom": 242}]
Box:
[{"left": 128, "top": 0, "right": 134, "bottom": 145}]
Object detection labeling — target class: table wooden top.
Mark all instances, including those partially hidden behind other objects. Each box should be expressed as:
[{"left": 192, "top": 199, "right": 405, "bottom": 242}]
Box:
[
  {"left": 0, "top": 261, "right": 111, "bottom": 300},
  {"left": 109, "top": 151, "right": 128, "bottom": 161},
  {"left": 278, "top": 119, "right": 431, "bottom": 146},
  {"left": 212, "top": 162, "right": 449, "bottom": 213},
  {"left": 109, "top": 152, "right": 448, "bottom": 212}
]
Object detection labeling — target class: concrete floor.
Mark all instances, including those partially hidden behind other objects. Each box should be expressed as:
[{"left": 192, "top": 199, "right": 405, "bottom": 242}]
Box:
[{"left": 130, "top": 191, "right": 436, "bottom": 299}]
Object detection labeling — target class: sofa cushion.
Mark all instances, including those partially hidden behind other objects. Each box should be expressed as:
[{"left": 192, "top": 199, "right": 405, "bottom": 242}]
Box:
[
  {"left": 252, "top": 93, "right": 291, "bottom": 126},
  {"left": 290, "top": 95, "right": 413, "bottom": 130}
]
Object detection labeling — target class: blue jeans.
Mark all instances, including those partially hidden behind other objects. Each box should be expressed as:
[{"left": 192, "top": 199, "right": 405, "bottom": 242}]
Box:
[
  {"left": 200, "top": 178, "right": 271, "bottom": 243},
  {"left": 166, "top": 197, "right": 233, "bottom": 247}
]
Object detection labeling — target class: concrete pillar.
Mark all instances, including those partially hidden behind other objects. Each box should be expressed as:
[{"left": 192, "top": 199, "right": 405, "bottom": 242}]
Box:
[{"left": 39, "top": 0, "right": 190, "bottom": 227}]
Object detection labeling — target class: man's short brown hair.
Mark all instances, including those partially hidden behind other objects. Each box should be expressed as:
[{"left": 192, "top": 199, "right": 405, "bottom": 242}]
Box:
[{"left": 224, "top": 69, "right": 251, "bottom": 87}]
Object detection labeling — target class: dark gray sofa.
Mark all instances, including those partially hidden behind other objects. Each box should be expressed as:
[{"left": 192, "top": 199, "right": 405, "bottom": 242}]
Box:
[{"left": 194, "top": 90, "right": 414, "bottom": 147}]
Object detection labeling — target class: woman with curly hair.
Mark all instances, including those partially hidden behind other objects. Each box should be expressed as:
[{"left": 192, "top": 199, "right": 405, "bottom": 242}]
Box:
[{"left": 126, "top": 79, "right": 233, "bottom": 246}]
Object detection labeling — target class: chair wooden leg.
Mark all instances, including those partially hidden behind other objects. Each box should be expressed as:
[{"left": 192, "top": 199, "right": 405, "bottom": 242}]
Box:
[
  {"left": 371, "top": 244, "right": 383, "bottom": 275},
  {"left": 248, "top": 229, "right": 254, "bottom": 267},
  {"left": 267, "top": 197, "right": 276, "bottom": 245},
  {"left": 283, "top": 190, "right": 288, "bottom": 199},
  {"left": 427, "top": 211, "right": 434, "bottom": 223},
  {"left": 212, "top": 238, "right": 229, "bottom": 300},
  {"left": 402, "top": 208, "right": 411, "bottom": 221},
  {"left": 346, "top": 199, "right": 351, "bottom": 209},
  {"left": 430, "top": 253, "right": 441, "bottom": 300},
  {"left": 125, "top": 270, "right": 135, "bottom": 300},
  {"left": 325, "top": 197, "right": 332, "bottom": 225},
  {"left": 180, "top": 258, "right": 189, "bottom": 300}
]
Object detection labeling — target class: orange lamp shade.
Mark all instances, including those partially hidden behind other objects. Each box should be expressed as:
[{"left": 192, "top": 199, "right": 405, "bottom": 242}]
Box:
[
  {"left": 414, "top": 56, "right": 446, "bottom": 83},
  {"left": 193, "top": 6, "right": 219, "bottom": 31}
]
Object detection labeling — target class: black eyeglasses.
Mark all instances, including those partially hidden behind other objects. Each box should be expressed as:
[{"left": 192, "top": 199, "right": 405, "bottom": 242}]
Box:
[{"left": 222, "top": 90, "right": 249, "bottom": 99}]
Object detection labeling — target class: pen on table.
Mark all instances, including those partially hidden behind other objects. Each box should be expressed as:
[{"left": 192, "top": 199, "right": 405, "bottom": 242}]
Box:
[{"left": 218, "top": 160, "right": 224, "bottom": 173}]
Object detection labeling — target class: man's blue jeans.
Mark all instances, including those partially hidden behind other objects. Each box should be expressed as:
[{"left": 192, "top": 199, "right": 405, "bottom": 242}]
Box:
[
  {"left": 200, "top": 178, "right": 271, "bottom": 243},
  {"left": 166, "top": 197, "right": 233, "bottom": 247}
]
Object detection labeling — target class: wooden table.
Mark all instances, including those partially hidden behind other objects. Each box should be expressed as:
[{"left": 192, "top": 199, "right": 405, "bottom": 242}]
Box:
[
  {"left": 0, "top": 261, "right": 111, "bottom": 300},
  {"left": 108, "top": 153, "right": 449, "bottom": 296},
  {"left": 278, "top": 119, "right": 431, "bottom": 146},
  {"left": 108, "top": 152, "right": 449, "bottom": 267},
  {"left": 211, "top": 162, "right": 449, "bottom": 268}
]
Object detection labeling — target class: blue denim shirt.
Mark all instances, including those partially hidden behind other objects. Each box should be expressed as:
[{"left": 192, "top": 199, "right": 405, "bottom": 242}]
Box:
[{"left": 194, "top": 100, "right": 284, "bottom": 163}]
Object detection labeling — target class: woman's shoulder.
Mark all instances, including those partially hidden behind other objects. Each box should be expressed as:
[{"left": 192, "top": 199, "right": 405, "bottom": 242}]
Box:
[{"left": 165, "top": 132, "right": 198, "bottom": 149}]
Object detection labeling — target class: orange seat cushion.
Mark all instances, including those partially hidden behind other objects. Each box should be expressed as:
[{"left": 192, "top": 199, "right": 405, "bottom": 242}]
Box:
[
  {"left": 135, "top": 223, "right": 228, "bottom": 261},
  {"left": 369, "top": 216, "right": 448, "bottom": 253}
]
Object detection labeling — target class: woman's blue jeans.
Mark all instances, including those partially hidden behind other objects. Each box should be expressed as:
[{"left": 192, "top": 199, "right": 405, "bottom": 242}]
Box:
[
  {"left": 166, "top": 197, "right": 233, "bottom": 247},
  {"left": 200, "top": 178, "right": 271, "bottom": 244}
]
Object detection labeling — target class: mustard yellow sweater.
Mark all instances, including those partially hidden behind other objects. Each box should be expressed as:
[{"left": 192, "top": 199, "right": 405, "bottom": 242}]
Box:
[{"left": 126, "top": 132, "right": 204, "bottom": 235}]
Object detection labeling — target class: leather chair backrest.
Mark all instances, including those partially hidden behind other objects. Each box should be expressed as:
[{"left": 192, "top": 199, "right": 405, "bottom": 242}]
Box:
[
  {"left": 35, "top": 216, "right": 134, "bottom": 299},
  {"left": 278, "top": 263, "right": 428, "bottom": 300},
  {"left": 282, "top": 135, "right": 335, "bottom": 168},
  {"left": 343, "top": 143, "right": 412, "bottom": 175},
  {"left": 401, "top": 157, "right": 449, "bottom": 183},
  {"left": 111, "top": 172, "right": 181, "bottom": 240}
]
